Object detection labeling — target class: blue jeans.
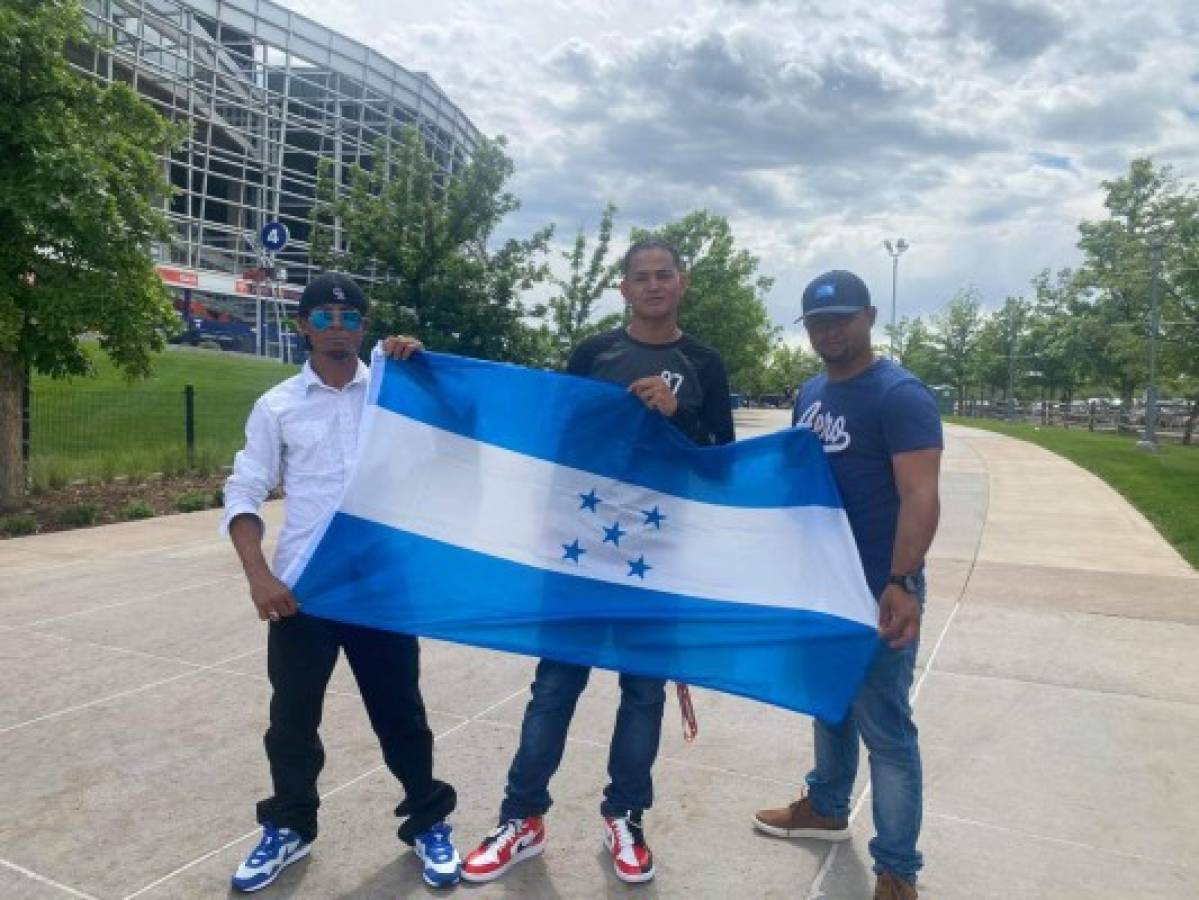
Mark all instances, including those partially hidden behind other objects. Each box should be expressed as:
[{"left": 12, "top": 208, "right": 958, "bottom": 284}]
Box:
[
  {"left": 500, "top": 659, "right": 666, "bottom": 821},
  {"left": 806, "top": 588, "right": 924, "bottom": 882}
]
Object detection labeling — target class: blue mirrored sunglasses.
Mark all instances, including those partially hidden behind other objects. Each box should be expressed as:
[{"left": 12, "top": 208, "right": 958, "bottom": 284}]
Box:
[{"left": 307, "top": 309, "right": 362, "bottom": 331}]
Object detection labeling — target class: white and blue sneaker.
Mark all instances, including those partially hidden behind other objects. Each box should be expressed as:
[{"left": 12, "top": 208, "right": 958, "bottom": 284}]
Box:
[
  {"left": 231, "top": 823, "right": 311, "bottom": 892},
  {"left": 413, "top": 821, "right": 461, "bottom": 887}
]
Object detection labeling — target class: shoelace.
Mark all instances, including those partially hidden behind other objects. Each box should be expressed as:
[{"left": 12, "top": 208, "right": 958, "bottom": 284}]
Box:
[
  {"left": 249, "top": 824, "right": 287, "bottom": 865},
  {"left": 608, "top": 817, "right": 634, "bottom": 854},
  {"left": 788, "top": 791, "right": 811, "bottom": 813},
  {"left": 419, "top": 822, "right": 456, "bottom": 863},
  {"left": 484, "top": 820, "right": 520, "bottom": 849}
]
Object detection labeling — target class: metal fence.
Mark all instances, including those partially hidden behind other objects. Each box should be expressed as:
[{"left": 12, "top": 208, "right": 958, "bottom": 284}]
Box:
[
  {"left": 956, "top": 401, "right": 1196, "bottom": 444},
  {"left": 26, "top": 381, "right": 262, "bottom": 481}
]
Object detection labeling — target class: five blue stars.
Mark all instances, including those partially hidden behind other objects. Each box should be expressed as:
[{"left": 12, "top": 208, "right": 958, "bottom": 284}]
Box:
[
  {"left": 602, "top": 521, "right": 627, "bottom": 546},
  {"left": 564, "top": 493, "right": 664, "bottom": 577},
  {"left": 641, "top": 506, "right": 666, "bottom": 529},
  {"left": 561, "top": 539, "right": 587, "bottom": 563},
  {"left": 627, "top": 555, "right": 652, "bottom": 578}
]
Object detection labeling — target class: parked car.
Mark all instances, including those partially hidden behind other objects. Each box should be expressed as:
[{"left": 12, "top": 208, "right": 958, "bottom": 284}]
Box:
[{"left": 169, "top": 318, "right": 255, "bottom": 353}]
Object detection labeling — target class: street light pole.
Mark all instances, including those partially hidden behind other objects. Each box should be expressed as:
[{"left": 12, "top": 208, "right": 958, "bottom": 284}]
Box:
[
  {"left": 1137, "top": 237, "right": 1163, "bottom": 451},
  {"left": 1007, "top": 302, "right": 1017, "bottom": 421},
  {"left": 883, "top": 238, "right": 909, "bottom": 359}
]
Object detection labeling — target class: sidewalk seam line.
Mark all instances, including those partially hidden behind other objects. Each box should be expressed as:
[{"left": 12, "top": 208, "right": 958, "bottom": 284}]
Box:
[
  {"left": 118, "top": 685, "right": 531, "bottom": 899},
  {"left": 0, "top": 647, "right": 262, "bottom": 736},
  {"left": 477, "top": 715, "right": 806, "bottom": 789},
  {"left": 15, "top": 574, "right": 241, "bottom": 628},
  {"left": 804, "top": 433, "right": 991, "bottom": 900},
  {"left": 926, "top": 811, "right": 1192, "bottom": 870},
  {"left": 0, "top": 856, "right": 100, "bottom": 900}
]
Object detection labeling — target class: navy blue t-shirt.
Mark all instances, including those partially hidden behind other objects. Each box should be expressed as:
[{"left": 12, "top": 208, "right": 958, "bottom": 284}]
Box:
[{"left": 792, "top": 359, "right": 942, "bottom": 598}]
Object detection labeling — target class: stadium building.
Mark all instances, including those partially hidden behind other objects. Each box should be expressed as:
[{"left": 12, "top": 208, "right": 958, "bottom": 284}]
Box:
[{"left": 72, "top": 0, "right": 480, "bottom": 357}]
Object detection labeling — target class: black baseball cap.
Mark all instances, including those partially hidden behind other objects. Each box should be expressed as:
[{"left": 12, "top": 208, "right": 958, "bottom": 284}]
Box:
[
  {"left": 797, "top": 270, "right": 872, "bottom": 321},
  {"left": 297, "top": 273, "right": 368, "bottom": 317}
]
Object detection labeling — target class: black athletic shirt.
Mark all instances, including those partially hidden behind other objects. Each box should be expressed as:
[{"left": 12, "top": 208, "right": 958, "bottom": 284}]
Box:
[{"left": 566, "top": 328, "right": 735, "bottom": 447}]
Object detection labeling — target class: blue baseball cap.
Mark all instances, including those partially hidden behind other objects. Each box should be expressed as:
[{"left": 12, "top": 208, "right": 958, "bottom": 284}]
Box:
[{"left": 797, "top": 270, "right": 872, "bottom": 321}]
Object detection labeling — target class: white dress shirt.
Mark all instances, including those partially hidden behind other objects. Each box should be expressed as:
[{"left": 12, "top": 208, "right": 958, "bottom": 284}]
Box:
[{"left": 221, "top": 358, "right": 370, "bottom": 578}]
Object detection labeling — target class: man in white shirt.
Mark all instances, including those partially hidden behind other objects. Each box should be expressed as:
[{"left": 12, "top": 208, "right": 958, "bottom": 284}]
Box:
[{"left": 221, "top": 273, "right": 460, "bottom": 891}]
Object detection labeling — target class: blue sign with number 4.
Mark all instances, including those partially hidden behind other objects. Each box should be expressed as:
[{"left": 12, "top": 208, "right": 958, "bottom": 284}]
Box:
[{"left": 260, "top": 221, "right": 289, "bottom": 252}]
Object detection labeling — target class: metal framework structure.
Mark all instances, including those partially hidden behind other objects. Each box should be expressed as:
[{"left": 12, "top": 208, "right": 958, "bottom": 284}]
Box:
[{"left": 69, "top": 0, "right": 480, "bottom": 353}]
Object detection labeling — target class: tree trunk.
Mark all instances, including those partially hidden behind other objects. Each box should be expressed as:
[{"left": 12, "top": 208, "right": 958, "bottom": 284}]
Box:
[
  {"left": 0, "top": 351, "right": 26, "bottom": 511},
  {"left": 1184, "top": 399, "right": 1198, "bottom": 446},
  {"left": 1119, "top": 384, "right": 1135, "bottom": 434}
]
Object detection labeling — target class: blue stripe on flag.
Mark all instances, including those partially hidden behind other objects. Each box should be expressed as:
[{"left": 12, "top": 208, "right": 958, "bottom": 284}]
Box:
[
  {"left": 373, "top": 353, "right": 841, "bottom": 510},
  {"left": 295, "top": 513, "right": 878, "bottom": 722}
]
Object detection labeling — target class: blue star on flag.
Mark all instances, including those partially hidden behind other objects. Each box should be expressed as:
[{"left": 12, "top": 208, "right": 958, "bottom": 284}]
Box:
[
  {"left": 602, "top": 521, "right": 626, "bottom": 546},
  {"left": 578, "top": 489, "right": 601, "bottom": 512},
  {"left": 627, "top": 555, "right": 652, "bottom": 578},
  {"left": 561, "top": 539, "right": 586, "bottom": 563},
  {"left": 641, "top": 505, "right": 666, "bottom": 529}
]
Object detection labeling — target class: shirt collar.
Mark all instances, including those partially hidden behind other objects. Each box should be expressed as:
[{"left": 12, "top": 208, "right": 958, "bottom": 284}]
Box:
[{"left": 301, "top": 358, "right": 370, "bottom": 392}]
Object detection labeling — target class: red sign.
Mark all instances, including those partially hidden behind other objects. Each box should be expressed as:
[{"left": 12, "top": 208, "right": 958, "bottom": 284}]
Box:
[{"left": 157, "top": 266, "right": 199, "bottom": 287}]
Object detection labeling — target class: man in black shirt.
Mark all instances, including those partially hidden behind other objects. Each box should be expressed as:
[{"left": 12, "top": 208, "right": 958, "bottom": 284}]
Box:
[{"left": 461, "top": 240, "right": 734, "bottom": 886}]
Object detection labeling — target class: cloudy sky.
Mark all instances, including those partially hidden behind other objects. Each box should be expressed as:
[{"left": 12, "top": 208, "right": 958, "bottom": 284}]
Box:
[{"left": 284, "top": 0, "right": 1198, "bottom": 338}]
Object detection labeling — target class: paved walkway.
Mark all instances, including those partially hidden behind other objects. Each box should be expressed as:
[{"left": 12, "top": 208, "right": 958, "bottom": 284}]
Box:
[{"left": 1, "top": 416, "right": 1195, "bottom": 899}]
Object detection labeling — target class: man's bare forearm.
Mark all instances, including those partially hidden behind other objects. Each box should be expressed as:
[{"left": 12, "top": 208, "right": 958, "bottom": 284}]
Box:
[
  {"left": 229, "top": 513, "right": 272, "bottom": 581},
  {"left": 891, "top": 487, "right": 939, "bottom": 576}
]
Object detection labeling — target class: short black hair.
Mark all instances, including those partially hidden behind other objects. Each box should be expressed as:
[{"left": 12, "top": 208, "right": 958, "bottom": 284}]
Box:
[{"left": 621, "top": 238, "right": 683, "bottom": 276}]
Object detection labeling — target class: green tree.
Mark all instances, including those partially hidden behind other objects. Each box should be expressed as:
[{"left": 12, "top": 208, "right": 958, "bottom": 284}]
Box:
[
  {"left": 1157, "top": 181, "right": 1199, "bottom": 442},
  {"left": 0, "top": 0, "right": 183, "bottom": 508},
  {"left": 1073, "top": 158, "right": 1192, "bottom": 411},
  {"left": 1024, "top": 268, "right": 1087, "bottom": 406},
  {"left": 627, "top": 211, "right": 776, "bottom": 391},
  {"left": 889, "top": 316, "right": 941, "bottom": 386},
  {"left": 545, "top": 203, "right": 622, "bottom": 368},
  {"left": 759, "top": 343, "right": 822, "bottom": 396},
  {"left": 932, "top": 288, "right": 983, "bottom": 410},
  {"left": 970, "top": 297, "right": 1028, "bottom": 405},
  {"left": 311, "top": 128, "right": 553, "bottom": 363}
]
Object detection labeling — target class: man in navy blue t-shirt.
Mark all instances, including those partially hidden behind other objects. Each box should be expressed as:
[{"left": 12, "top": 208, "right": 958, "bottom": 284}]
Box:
[{"left": 754, "top": 270, "right": 942, "bottom": 900}]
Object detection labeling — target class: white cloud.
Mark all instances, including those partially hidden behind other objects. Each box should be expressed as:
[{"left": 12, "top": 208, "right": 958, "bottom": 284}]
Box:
[{"left": 279, "top": 0, "right": 1199, "bottom": 336}]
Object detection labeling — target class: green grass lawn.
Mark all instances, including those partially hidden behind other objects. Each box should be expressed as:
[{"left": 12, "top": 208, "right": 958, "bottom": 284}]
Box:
[
  {"left": 946, "top": 417, "right": 1199, "bottom": 568},
  {"left": 30, "top": 346, "right": 298, "bottom": 486}
]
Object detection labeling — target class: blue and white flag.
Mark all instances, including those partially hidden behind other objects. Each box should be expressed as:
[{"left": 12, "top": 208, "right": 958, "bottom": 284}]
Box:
[{"left": 286, "top": 350, "right": 879, "bottom": 721}]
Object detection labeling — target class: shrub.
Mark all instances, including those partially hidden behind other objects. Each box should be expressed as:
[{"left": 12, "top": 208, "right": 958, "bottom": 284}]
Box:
[
  {"left": 1, "top": 514, "right": 38, "bottom": 536},
  {"left": 121, "top": 500, "right": 155, "bottom": 521},
  {"left": 97, "top": 456, "right": 119, "bottom": 484},
  {"left": 159, "top": 450, "right": 189, "bottom": 478},
  {"left": 211, "top": 486, "right": 224, "bottom": 507},
  {"left": 173, "top": 490, "right": 210, "bottom": 512},
  {"left": 30, "top": 460, "right": 72, "bottom": 492},
  {"left": 57, "top": 503, "right": 98, "bottom": 527}
]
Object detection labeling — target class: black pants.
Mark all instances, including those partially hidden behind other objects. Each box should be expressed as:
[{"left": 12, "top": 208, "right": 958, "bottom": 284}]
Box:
[{"left": 255, "top": 613, "right": 455, "bottom": 844}]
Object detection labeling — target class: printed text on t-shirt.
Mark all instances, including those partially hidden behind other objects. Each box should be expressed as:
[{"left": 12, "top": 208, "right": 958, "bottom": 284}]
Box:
[
  {"left": 660, "top": 370, "right": 684, "bottom": 395},
  {"left": 795, "top": 400, "right": 851, "bottom": 453}
]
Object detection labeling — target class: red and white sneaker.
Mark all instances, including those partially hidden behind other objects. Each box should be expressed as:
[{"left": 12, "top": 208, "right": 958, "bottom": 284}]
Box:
[
  {"left": 460, "top": 816, "right": 546, "bottom": 883},
  {"left": 602, "top": 812, "right": 655, "bottom": 884}
]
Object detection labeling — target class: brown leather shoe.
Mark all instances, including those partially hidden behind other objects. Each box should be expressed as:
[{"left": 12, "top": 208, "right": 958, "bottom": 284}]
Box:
[
  {"left": 752, "top": 795, "right": 851, "bottom": 841},
  {"left": 874, "top": 872, "right": 918, "bottom": 899}
]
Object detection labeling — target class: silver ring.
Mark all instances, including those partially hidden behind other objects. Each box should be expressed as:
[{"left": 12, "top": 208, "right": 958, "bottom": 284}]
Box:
[{"left": 268, "top": 611, "right": 280, "bottom": 622}]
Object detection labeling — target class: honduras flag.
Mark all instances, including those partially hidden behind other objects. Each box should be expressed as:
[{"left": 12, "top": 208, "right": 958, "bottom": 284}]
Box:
[{"left": 285, "top": 350, "right": 879, "bottom": 721}]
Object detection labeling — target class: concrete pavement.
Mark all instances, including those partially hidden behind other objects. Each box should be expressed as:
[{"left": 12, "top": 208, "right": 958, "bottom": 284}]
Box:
[{"left": 1, "top": 415, "right": 1195, "bottom": 899}]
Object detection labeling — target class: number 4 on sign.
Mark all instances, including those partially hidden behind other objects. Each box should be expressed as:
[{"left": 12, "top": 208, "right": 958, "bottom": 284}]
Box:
[{"left": 260, "top": 221, "right": 289, "bottom": 253}]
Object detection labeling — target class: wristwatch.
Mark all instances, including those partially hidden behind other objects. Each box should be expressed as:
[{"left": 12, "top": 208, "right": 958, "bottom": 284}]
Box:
[{"left": 887, "top": 573, "right": 920, "bottom": 594}]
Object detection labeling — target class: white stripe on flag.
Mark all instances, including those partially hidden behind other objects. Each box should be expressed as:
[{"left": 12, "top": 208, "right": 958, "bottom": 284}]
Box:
[{"left": 338, "top": 407, "right": 877, "bottom": 628}]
